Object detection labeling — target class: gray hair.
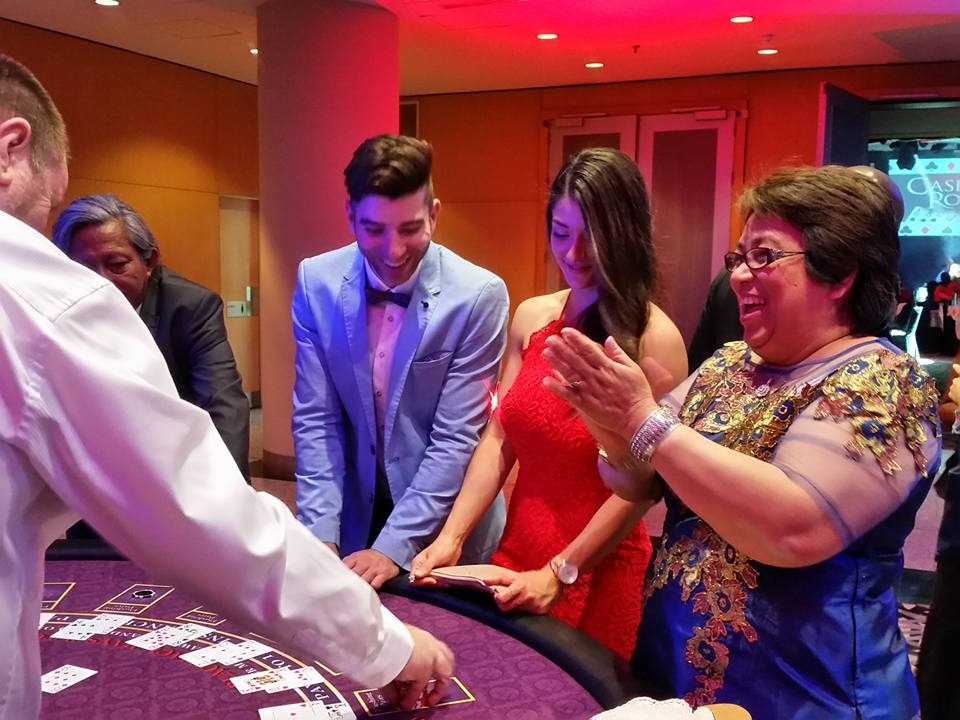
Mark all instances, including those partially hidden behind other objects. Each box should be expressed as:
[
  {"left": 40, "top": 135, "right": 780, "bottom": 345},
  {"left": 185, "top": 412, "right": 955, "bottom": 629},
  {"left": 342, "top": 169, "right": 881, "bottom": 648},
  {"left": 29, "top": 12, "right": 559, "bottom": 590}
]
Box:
[{"left": 52, "top": 194, "right": 158, "bottom": 261}]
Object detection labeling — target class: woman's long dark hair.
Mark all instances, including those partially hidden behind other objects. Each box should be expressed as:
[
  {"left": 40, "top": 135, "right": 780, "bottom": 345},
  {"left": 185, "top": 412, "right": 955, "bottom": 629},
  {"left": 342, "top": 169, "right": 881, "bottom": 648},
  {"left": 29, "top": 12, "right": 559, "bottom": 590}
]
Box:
[{"left": 547, "top": 148, "right": 657, "bottom": 360}]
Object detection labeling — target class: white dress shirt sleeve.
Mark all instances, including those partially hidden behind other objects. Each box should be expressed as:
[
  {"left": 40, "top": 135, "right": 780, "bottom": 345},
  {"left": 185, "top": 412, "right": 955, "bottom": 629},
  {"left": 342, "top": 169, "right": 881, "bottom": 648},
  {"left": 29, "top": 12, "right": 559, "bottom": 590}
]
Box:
[{"left": 17, "top": 283, "right": 412, "bottom": 687}]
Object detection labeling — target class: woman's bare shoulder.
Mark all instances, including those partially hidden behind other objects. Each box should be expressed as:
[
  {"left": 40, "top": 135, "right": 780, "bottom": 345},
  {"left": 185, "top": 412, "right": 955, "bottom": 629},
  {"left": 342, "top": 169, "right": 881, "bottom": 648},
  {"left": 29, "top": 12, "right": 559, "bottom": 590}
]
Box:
[
  {"left": 511, "top": 291, "right": 567, "bottom": 341},
  {"left": 640, "top": 303, "right": 689, "bottom": 380}
]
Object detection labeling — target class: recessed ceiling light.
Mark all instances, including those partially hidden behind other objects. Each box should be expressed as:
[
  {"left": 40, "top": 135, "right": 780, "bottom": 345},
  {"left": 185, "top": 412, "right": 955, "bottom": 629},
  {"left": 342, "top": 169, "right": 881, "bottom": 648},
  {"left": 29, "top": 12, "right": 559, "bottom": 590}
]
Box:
[
  {"left": 250, "top": 48, "right": 259, "bottom": 55},
  {"left": 95, "top": 0, "right": 120, "bottom": 5},
  {"left": 757, "top": 48, "right": 778, "bottom": 55},
  {"left": 585, "top": 62, "right": 604, "bottom": 69},
  {"left": 537, "top": 33, "right": 558, "bottom": 40},
  {"left": 730, "top": 16, "right": 754, "bottom": 23}
]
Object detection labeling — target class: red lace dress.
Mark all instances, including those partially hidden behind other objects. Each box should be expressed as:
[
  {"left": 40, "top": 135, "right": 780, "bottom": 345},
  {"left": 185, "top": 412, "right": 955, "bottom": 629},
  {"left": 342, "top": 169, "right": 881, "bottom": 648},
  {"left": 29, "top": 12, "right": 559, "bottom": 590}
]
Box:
[{"left": 491, "top": 318, "right": 652, "bottom": 658}]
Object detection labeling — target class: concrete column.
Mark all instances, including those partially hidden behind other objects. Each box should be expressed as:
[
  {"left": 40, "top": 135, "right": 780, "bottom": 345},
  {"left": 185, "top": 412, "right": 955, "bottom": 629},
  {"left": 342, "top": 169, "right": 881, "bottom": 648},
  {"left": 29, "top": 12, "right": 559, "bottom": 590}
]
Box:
[{"left": 257, "top": 0, "right": 398, "bottom": 477}]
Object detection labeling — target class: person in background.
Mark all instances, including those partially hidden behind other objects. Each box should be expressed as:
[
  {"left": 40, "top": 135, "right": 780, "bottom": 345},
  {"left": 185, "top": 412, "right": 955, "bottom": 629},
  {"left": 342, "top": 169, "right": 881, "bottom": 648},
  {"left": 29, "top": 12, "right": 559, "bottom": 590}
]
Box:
[
  {"left": 52, "top": 194, "right": 250, "bottom": 482},
  {"left": 0, "top": 53, "right": 451, "bottom": 720},
  {"left": 52, "top": 194, "right": 251, "bottom": 546},
  {"left": 292, "top": 134, "right": 509, "bottom": 590},
  {"left": 686, "top": 269, "right": 742, "bottom": 371},
  {"left": 411, "top": 148, "right": 687, "bottom": 658},
  {"left": 543, "top": 165, "right": 938, "bottom": 718},
  {"left": 917, "top": 366, "right": 960, "bottom": 720},
  {"left": 932, "top": 271, "right": 957, "bottom": 304}
]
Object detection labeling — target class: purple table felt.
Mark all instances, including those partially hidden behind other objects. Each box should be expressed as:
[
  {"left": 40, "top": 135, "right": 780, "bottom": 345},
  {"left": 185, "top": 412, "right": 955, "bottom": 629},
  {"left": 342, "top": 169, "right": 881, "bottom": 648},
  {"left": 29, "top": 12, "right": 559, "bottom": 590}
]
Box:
[{"left": 39, "top": 560, "right": 603, "bottom": 719}]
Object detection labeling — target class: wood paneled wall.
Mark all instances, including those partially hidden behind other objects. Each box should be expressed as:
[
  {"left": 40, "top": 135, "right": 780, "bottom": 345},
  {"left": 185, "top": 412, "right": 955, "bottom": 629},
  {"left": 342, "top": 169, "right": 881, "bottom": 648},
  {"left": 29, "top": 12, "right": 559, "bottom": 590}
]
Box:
[
  {"left": 410, "top": 62, "right": 960, "bottom": 314},
  {"left": 2, "top": 18, "right": 258, "bottom": 294}
]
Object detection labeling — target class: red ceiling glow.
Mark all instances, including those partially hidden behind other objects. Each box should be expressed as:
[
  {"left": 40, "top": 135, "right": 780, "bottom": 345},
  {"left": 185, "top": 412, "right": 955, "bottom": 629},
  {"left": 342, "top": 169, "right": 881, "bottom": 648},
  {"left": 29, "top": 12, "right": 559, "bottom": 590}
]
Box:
[{"left": 5, "top": 0, "right": 958, "bottom": 93}]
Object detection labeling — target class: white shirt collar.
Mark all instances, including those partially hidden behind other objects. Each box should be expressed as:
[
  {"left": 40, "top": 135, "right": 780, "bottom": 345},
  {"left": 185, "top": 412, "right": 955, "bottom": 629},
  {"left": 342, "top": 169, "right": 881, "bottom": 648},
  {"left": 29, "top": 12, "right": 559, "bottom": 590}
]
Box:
[{"left": 363, "top": 255, "right": 423, "bottom": 295}]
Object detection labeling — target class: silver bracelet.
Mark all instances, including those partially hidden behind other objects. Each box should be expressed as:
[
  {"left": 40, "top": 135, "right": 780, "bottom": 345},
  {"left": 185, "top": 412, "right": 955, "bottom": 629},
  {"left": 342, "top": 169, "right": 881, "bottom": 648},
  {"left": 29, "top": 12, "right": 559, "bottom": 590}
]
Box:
[{"left": 628, "top": 405, "right": 681, "bottom": 464}]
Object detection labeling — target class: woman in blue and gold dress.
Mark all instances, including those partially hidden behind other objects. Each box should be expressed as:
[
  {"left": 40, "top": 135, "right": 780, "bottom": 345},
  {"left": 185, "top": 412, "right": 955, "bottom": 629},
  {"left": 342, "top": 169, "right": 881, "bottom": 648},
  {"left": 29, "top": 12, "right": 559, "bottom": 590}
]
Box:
[{"left": 541, "top": 165, "right": 940, "bottom": 720}]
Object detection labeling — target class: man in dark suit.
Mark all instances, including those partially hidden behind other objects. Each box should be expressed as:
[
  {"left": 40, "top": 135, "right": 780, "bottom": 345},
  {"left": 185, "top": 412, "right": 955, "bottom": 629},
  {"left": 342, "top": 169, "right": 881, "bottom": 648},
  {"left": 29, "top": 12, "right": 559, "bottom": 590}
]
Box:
[
  {"left": 52, "top": 194, "right": 250, "bottom": 481},
  {"left": 687, "top": 269, "right": 743, "bottom": 371}
]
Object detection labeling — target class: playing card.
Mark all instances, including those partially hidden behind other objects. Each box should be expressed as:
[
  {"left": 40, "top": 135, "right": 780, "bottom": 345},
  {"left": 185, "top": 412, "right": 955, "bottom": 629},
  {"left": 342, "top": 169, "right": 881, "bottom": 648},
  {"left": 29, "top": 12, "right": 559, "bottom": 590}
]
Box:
[
  {"left": 38, "top": 613, "right": 54, "bottom": 629},
  {"left": 230, "top": 668, "right": 287, "bottom": 694},
  {"left": 429, "top": 564, "right": 514, "bottom": 594},
  {"left": 40, "top": 664, "right": 97, "bottom": 694},
  {"left": 179, "top": 643, "right": 227, "bottom": 668},
  {"left": 257, "top": 701, "right": 332, "bottom": 719},
  {"left": 87, "top": 613, "right": 131, "bottom": 633},
  {"left": 126, "top": 623, "right": 213, "bottom": 650},
  {"left": 215, "top": 639, "right": 272, "bottom": 664},
  {"left": 231, "top": 666, "right": 324, "bottom": 695},
  {"left": 52, "top": 613, "right": 130, "bottom": 641},
  {"left": 262, "top": 667, "right": 324, "bottom": 693},
  {"left": 51, "top": 619, "right": 100, "bottom": 641},
  {"left": 181, "top": 639, "right": 271, "bottom": 667},
  {"left": 323, "top": 702, "right": 356, "bottom": 720}
]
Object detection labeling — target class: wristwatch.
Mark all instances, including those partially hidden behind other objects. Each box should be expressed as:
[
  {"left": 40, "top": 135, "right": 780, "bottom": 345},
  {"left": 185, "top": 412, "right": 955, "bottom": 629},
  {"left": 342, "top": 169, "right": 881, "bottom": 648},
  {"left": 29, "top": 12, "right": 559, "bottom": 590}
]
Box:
[{"left": 549, "top": 556, "right": 579, "bottom": 585}]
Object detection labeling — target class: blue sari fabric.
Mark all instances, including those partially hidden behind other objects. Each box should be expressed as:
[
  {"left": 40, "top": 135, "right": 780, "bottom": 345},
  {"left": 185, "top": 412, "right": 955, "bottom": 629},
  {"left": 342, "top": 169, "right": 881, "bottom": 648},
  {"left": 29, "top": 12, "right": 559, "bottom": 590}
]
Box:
[{"left": 632, "top": 342, "right": 940, "bottom": 720}]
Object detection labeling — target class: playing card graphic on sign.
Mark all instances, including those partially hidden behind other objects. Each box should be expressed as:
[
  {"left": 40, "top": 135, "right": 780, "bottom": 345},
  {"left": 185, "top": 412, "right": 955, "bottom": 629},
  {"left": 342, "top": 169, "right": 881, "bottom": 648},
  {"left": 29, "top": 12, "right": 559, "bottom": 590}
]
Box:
[{"left": 890, "top": 158, "right": 960, "bottom": 238}]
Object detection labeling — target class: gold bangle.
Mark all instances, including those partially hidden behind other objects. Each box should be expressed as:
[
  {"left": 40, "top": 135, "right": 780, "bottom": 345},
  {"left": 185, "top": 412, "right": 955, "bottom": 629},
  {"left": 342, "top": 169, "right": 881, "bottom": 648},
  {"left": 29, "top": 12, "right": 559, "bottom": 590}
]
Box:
[{"left": 597, "top": 445, "right": 641, "bottom": 471}]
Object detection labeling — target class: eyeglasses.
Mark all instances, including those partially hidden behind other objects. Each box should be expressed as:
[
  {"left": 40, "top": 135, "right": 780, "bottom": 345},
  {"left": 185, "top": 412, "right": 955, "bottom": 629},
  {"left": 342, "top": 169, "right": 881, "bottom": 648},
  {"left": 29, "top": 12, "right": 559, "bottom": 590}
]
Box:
[{"left": 724, "top": 247, "right": 806, "bottom": 272}]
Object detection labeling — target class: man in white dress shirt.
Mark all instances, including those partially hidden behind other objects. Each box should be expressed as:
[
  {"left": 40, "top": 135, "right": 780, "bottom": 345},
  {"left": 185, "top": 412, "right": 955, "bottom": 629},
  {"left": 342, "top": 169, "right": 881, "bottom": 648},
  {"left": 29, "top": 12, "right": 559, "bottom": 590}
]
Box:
[{"left": 0, "top": 54, "right": 452, "bottom": 720}]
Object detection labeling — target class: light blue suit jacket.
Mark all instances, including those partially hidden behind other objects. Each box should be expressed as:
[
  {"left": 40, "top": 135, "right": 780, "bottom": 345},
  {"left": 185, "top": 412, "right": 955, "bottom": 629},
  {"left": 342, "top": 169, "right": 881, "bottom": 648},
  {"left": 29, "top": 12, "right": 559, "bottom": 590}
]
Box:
[{"left": 292, "top": 242, "right": 508, "bottom": 568}]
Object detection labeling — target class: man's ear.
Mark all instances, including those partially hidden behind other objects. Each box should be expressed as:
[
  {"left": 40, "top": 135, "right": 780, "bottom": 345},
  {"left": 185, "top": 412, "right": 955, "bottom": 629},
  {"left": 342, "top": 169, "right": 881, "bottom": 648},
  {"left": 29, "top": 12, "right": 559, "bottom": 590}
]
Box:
[
  {"left": 0, "top": 117, "right": 32, "bottom": 183},
  {"left": 345, "top": 199, "right": 355, "bottom": 227},
  {"left": 145, "top": 249, "right": 160, "bottom": 273},
  {"left": 429, "top": 197, "right": 441, "bottom": 231}
]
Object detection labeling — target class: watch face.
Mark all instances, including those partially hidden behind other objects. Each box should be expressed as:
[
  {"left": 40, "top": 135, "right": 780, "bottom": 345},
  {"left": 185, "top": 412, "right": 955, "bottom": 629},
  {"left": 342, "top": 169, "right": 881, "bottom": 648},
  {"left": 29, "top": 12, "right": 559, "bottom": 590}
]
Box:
[{"left": 557, "top": 562, "right": 578, "bottom": 585}]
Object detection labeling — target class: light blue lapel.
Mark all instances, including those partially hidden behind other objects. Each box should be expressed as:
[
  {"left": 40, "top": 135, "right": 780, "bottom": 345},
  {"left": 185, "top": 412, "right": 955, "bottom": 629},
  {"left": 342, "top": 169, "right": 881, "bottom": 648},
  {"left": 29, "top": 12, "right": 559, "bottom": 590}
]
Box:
[
  {"left": 341, "top": 250, "right": 378, "bottom": 444},
  {"left": 383, "top": 243, "right": 442, "bottom": 450}
]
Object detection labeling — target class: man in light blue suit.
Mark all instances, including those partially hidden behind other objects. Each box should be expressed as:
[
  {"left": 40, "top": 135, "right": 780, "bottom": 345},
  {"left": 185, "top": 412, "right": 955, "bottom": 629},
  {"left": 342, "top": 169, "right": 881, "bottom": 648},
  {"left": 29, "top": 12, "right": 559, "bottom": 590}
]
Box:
[{"left": 292, "top": 135, "right": 508, "bottom": 590}]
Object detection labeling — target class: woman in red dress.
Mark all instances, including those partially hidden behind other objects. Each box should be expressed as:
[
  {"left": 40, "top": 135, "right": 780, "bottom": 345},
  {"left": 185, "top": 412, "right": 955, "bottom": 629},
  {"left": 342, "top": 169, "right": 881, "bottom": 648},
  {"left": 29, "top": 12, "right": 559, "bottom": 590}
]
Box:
[{"left": 411, "top": 148, "right": 687, "bottom": 657}]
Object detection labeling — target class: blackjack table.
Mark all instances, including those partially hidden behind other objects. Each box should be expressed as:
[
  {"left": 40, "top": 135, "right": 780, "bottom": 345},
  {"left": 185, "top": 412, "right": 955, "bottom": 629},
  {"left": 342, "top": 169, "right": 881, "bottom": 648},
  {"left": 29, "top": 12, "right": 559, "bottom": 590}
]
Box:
[{"left": 39, "top": 541, "right": 651, "bottom": 720}]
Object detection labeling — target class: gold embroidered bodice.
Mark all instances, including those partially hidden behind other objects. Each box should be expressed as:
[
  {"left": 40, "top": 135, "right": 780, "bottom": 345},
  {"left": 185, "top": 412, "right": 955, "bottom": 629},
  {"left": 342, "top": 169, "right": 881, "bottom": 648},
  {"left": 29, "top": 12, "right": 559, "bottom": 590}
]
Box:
[{"left": 645, "top": 340, "right": 940, "bottom": 706}]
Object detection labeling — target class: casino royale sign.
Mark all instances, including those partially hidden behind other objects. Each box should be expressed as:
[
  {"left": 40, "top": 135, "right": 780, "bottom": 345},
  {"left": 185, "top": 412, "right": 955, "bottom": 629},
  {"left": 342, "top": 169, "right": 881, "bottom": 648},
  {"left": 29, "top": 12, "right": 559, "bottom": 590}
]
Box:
[
  {"left": 906, "top": 176, "right": 960, "bottom": 208},
  {"left": 891, "top": 159, "right": 960, "bottom": 238}
]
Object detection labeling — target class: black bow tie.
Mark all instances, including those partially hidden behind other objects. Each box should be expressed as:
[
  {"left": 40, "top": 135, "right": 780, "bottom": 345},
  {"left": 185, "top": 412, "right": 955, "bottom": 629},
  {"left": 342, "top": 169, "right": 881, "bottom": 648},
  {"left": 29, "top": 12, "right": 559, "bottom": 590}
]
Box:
[{"left": 365, "top": 285, "right": 412, "bottom": 308}]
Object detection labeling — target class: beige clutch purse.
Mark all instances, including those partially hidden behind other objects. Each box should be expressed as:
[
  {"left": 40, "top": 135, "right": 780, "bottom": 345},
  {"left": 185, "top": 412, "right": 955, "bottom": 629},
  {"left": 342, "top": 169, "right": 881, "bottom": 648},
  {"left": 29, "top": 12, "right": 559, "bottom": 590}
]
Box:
[{"left": 428, "top": 564, "right": 518, "bottom": 594}]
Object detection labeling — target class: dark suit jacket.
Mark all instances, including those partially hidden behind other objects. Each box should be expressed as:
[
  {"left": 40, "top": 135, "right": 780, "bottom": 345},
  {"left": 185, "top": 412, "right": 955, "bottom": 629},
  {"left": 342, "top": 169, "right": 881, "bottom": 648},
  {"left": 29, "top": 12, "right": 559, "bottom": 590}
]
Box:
[
  {"left": 67, "top": 265, "right": 252, "bottom": 543},
  {"left": 140, "top": 265, "right": 250, "bottom": 481},
  {"left": 687, "top": 269, "right": 744, "bottom": 371}
]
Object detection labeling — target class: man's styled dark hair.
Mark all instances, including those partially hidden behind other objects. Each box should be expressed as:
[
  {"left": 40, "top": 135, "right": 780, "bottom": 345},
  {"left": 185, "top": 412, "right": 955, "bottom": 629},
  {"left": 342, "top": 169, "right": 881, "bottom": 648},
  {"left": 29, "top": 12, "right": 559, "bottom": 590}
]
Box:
[
  {"left": 344, "top": 134, "right": 433, "bottom": 205},
  {"left": 0, "top": 54, "right": 68, "bottom": 170},
  {"left": 738, "top": 164, "right": 901, "bottom": 336}
]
